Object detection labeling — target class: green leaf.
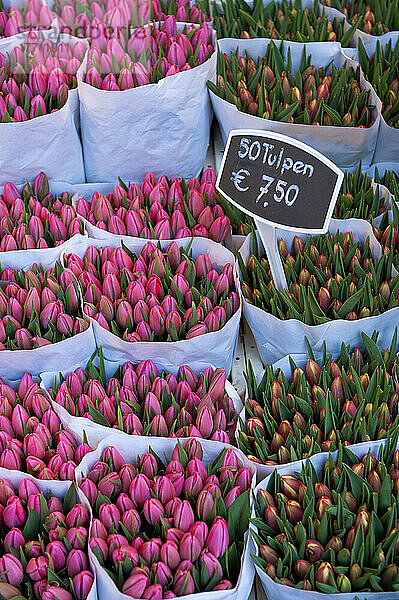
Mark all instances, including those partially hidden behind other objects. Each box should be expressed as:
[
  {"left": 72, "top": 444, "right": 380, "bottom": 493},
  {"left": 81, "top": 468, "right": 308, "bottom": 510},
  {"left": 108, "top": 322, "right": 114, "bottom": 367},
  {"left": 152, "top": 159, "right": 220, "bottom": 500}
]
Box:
[
  {"left": 63, "top": 483, "right": 78, "bottom": 514},
  {"left": 227, "top": 489, "right": 250, "bottom": 541},
  {"left": 88, "top": 404, "right": 110, "bottom": 427},
  {"left": 22, "top": 510, "right": 42, "bottom": 541}
]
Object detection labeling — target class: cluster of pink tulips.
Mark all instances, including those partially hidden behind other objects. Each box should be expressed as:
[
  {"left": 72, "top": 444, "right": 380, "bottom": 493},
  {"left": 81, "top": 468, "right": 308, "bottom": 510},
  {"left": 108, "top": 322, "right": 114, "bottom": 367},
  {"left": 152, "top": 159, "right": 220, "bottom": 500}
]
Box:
[
  {"left": 85, "top": 18, "right": 214, "bottom": 90},
  {"left": 0, "top": 372, "right": 93, "bottom": 479},
  {"left": 76, "top": 169, "right": 230, "bottom": 242},
  {"left": 47, "top": 357, "right": 237, "bottom": 440},
  {"left": 0, "top": 172, "right": 83, "bottom": 251},
  {"left": 0, "top": 0, "right": 53, "bottom": 37},
  {"left": 64, "top": 241, "right": 239, "bottom": 342},
  {"left": 0, "top": 477, "right": 94, "bottom": 600},
  {"left": 80, "top": 440, "right": 251, "bottom": 598},
  {"left": 0, "top": 33, "right": 87, "bottom": 122},
  {"left": 0, "top": 262, "right": 89, "bottom": 350},
  {"left": 52, "top": 0, "right": 208, "bottom": 40}
]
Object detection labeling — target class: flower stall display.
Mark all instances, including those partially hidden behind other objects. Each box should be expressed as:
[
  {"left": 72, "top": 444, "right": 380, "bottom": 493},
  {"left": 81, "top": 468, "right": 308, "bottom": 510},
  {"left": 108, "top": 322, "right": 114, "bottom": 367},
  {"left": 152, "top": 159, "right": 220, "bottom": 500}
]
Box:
[
  {"left": 0, "top": 261, "right": 96, "bottom": 378},
  {"left": 0, "top": 172, "right": 86, "bottom": 258},
  {"left": 78, "top": 18, "right": 216, "bottom": 183},
  {"left": 0, "top": 472, "right": 96, "bottom": 600},
  {"left": 210, "top": 44, "right": 377, "bottom": 127},
  {"left": 0, "top": 31, "right": 86, "bottom": 185},
  {"left": 323, "top": 0, "right": 399, "bottom": 37},
  {"left": 0, "top": 0, "right": 54, "bottom": 40},
  {"left": 238, "top": 329, "right": 399, "bottom": 476},
  {"left": 252, "top": 437, "right": 399, "bottom": 596},
  {"left": 333, "top": 163, "right": 389, "bottom": 221},
  {"left": 213, "top": 0, "right": 357, "bottom": 45},
  {"left": 356, "top": 36, "right": 399, "bottom": 163},
  {"left": 209, "top": 39, "right": 381, "bottom": 167},
  {"left": 76, "top": 437, "right": 255, "bottom": 600},
  {"left": 41, "top": 354, "right": 241, "bottom": 443},
  {"left": 375, "top": 167, "right": 399, "bottom": 201},
  {"left": 73, "top": 169, "right": 230, "bottom": 243},
  {"left": 47, "top": 0, "right": 209, "bottom": 40},
  {"left": 0, "top": 372, "right": 94, "bottom": 479},
  {"left": 0, "top": 33, "right": 86, "bottom": 122},
  {"left": 62, "top": 237, "right": 241, "bottom": 373},
  {"left": 238, "top": 221, "right": 399, "bottom": 363}
]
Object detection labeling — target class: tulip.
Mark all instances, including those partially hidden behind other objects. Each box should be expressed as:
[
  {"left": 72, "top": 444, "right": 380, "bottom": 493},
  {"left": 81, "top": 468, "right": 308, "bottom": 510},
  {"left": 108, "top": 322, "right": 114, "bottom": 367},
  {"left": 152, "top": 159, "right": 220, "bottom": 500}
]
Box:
[
  {"left": 72, "top": 571, "right": 94, "bottom": 600},
  {"left": 66, "top": 549, "right": 88, "bottom": 577},
  {"left": 123, "top": 573, "right": 149, "bottom": 598},
  {"left": 0, "top": 554, "right": 23, "bottom": 585},
  {"left": 212, "top": 43, "right": 374, "bottom": 129}
]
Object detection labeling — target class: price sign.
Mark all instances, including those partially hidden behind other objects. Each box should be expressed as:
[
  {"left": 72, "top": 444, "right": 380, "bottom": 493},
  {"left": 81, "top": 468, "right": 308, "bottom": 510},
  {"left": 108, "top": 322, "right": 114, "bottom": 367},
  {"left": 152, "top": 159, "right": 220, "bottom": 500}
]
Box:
[{"left": 216, "top": 129, "right": 344, "bottom": 233}]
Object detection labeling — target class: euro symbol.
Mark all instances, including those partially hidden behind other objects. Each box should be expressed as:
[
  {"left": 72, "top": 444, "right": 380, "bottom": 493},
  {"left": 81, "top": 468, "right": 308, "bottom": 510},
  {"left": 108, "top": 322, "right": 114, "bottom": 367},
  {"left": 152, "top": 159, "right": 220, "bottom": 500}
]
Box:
[{"left": 231, "top": 169, "right": 250, "bottom": 192}]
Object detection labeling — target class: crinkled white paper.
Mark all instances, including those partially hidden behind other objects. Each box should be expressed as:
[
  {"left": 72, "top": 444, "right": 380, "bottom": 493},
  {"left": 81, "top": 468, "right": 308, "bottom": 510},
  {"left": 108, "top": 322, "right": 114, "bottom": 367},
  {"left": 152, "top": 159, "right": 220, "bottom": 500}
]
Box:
[
  {"left": 0, "top": 32, "right": 87, "bottom": 186},
  {"left": 78, "top": 24, "right": 216, "bottom": 183}
]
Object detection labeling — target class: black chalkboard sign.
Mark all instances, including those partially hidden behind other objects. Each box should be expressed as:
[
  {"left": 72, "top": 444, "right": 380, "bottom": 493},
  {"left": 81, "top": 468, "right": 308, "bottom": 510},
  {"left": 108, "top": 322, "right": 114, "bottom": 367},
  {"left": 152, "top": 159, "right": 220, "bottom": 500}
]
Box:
[{"left": 216, "top": 130, "right": 344, "bottom": 233}]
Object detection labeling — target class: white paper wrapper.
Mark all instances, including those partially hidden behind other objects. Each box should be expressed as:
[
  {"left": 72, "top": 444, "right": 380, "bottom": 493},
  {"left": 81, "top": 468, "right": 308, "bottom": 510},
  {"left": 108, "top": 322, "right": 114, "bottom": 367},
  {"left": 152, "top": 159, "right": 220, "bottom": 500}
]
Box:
[
  {"left": 0, "top": 233, "right": 88, "bottom": 271},
  {"left": 40, "top": 353, "right": 242, "bottom": 445},
  {"left": 239, "top": 219, "right": 399, "bottom": 365},
  {"left": 0, "top": 32, "right": 86, "bottom": 186},
  {"left": 76, "top": 435, "right": 256, "bottom": 600},
  {"left": 352, "top": 23, "right": 399, "bottom": 50},
  {"left": 225, "top": 233, "right": 247, "bottom": 254},
  {"left": 211, "top": 39, "right": 381, "bottom": 168},
  {"left": 0, "top": 325, "right": 96, "bottom": 379},
  {"left": 78, "top": 24, "right": 216, "bottom": 183},
  {"left": 61, "top": 236, "right": 242, "bottom": 374},
  {"left": 253, "top": 438, "right": 395, "bottom": 600}
]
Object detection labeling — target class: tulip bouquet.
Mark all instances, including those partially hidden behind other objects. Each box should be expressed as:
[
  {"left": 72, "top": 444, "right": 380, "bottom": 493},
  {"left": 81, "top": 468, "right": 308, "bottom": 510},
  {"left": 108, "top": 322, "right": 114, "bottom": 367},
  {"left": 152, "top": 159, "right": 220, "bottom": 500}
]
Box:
[
  {"left": 50, "top": 0, "right": 209, "bottom": 40},
  {"left": 323, "top": 0, "right": 399, "bottom": 36},
  {"left": 209, "top": 42, "right": 375, "bottom": 126},
  {"left": 46, "top": 354, "right": 239, "bottom": 441},
  {"left": 75, "top": 169, "right": 230, "bottom": 242},
  {"left": 238, "top": 328, "right": 399, "bottom": 467},
  {"left": 0, "top": 0, "right": 54, "bottom": 38},
  {"left": 0, "top": 261, "right": 89, "bottom": 350},
  {"left": 213, "top": 0, "right": 357, "bottom": 45},
  {"left": 239, "top": 230, "right": 398, "bottom": 325},
  {"left": 78, "top": 439, "right": 252, "bottom": 598},
  {"left": 0, "top": 476, "right": 95, "bottom": 600},
  {"left": 375, "top": 167, "right": 399, "bottom": 202},
  {"left": 64, "top": 241, "right": 239, "bottom": 342},
  {"left": 252, "top": 436, "right": 399, "bottom": 593},
  {"left": 357, "top": 38, "right": 399, "bottom": 128},
  {"left": 84, "top": 18, "right": 214, "bottom": 90},
  {"left": 0, "top": 172, "right": 84, "bottom": 252},
  {"left": 373, "top": 202, "right": 399, "bottom": 270},
  {"left": 0, "top": 33, "right": 87, "bottom": 122},
  {"left": 333, "top": 163, "right": 387, "bottom": 221},
  {"left": 0, "top": 372, "right": 93, "bottom": 479}
]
